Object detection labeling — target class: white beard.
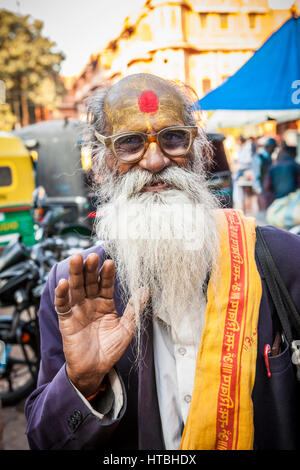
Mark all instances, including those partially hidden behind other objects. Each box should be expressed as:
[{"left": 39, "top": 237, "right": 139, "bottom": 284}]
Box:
[{"left": 95, "top": 166, "right": 220, "bottom": 345}]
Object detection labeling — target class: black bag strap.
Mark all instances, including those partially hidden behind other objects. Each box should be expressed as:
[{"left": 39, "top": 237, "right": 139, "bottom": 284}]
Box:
[{"left": 255, "top": 226, "right": 300, "bottom": 345}]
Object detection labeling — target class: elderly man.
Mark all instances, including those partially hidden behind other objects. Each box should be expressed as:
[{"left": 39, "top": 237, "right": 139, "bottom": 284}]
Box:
[{"left": 25, "top": 74, "right": 300, "bottom": 450}]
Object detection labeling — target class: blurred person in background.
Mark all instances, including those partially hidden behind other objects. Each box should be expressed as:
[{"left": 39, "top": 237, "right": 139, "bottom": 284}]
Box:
[
  {"left": 264, "top": 143, "right": 300, "bottom": 205},
  {"left": 235, "top": 135, "right": 253, "bottom": 181},
  {"left": 252, "top": 137, "right": 277, "bottom": 210},
  {"left": 249, "top": 136, "right": 257, "bottom": 160},
  {"left": 234, "top": 136, "right": 255, "bottom": 215}
]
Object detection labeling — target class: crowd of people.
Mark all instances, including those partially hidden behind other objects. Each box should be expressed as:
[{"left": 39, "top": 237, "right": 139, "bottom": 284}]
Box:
[{"left": 233, "top": 134, "right": 300, "bottom": 226}]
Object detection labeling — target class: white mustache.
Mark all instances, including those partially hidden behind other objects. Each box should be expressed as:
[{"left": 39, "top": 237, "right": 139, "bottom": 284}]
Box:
[{"left": 111, "top": 166, "right": 207, "bottom": 199}]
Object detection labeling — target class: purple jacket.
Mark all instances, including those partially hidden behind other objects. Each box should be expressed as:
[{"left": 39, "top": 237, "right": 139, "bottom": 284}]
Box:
[{"left": 25, "top": 226, "right": 300, "bottom": 450}]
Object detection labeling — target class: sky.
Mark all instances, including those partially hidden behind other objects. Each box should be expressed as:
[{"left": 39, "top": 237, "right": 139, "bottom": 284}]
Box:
[
  {"left": 0, "top": 0, "right": 296, "bottom": 76},
  {"left": 0, "top": 0, "right": 145, "bottom": 76}
]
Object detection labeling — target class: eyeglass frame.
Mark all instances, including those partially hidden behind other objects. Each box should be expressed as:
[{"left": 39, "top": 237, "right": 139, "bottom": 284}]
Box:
[{"left": 94, "top": 125, "right": 198, "bottom": 163}]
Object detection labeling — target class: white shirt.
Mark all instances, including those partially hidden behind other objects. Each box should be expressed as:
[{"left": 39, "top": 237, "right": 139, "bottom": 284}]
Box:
[
  {"left": 75, "top": 298, "right": 206, "bottom": 450},
  {"left": 237, "top": 141, "right": 253, "bottom": 170},
  {"left": 152, "top": 298, "right": 206, "bottom": 449}
]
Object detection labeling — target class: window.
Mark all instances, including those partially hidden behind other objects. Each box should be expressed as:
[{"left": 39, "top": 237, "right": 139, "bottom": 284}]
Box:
[
  {"left": 248, "top": 13, "right": 257, "bottom": 29},
  {"left": 199, "top": 13, "right": 207, "bottom": 28},
  {"left": 220, "top": 13, "right": 228, "bottom": 29},
  {"left": 202, "top": 78, "right": 211, "bottom": 95},
  {"left": 0, "top": 167, "right": 12, "bottom": 187}
]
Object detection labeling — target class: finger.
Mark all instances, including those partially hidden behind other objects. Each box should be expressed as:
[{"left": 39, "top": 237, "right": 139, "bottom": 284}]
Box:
[
  {"left": 69, "top": 254, "right": 86, "bottom": 305},
  {"left": 99, "top": 260, "right": 115, "bottom": 299},
  {"left": 84, "top": 253, "right": 100, "bottom": 298},
  {"left": 55, "top": 279, "right": 71, "bottom": 313},
  {"left": 120, "top": 287, "right": 151, "bottom": 337}
]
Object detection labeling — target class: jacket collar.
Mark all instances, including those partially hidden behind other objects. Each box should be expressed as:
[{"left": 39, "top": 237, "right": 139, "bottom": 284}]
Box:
[{"left": 138, "top": 310, "right": 164, "bottom": 450}]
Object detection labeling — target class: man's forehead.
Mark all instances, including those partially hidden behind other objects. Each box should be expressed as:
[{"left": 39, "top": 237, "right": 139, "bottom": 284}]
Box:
[{"left": 104, "top": 74, "right": 185, "bottom": 132}]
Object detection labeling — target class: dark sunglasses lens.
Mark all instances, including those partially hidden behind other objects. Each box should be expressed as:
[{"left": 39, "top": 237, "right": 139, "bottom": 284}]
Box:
[
  {"left": 160, "top": 129, "right": 191, "bottom": 156},
  {"left": 114, "top": 134, "right": 145, "bottom": 161}
]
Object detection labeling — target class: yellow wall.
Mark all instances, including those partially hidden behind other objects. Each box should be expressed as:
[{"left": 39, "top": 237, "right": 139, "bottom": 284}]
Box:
[{"left": 73, "top": 0, "right": 293, "bottom": 103}]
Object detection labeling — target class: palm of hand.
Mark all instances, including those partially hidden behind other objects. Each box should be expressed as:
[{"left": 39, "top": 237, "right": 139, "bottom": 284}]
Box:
[
  {"left": 54, "top": 253, "right": 149, "bottom": 397},
  {"left": 59, "top": 297, "right": 134, "bottom": 377}
]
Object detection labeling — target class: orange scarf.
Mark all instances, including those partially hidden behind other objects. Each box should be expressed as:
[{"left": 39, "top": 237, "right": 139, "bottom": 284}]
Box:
[{"left": 180, "top": 209, "right": 262, "bottom": 450}]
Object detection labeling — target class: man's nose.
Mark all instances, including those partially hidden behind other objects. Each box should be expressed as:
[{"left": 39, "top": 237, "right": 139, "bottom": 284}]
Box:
[{"left": 138, "top": 142, "right": 171, "bottom": 173}]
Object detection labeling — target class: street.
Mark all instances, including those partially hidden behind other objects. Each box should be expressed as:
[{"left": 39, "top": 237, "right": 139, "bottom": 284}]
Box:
[
  {"left": 1, "top": 399, "right": 29, "bottom": 450},
  {"left": 0, "top": 305, "right": 29, "bottom": 450}
]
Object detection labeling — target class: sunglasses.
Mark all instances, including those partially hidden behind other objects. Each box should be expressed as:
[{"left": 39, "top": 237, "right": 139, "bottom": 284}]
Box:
[{"left": 94, "top": 126, "right": 198, "bottom": 163}]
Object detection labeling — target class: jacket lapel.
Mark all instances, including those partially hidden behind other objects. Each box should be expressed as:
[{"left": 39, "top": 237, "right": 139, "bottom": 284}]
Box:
[{"left": 138, "top": 312, "right": 164, "bottom": 450}]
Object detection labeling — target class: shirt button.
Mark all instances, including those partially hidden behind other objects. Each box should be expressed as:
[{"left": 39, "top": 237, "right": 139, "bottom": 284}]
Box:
[
  {"left": 178, "top": 347, "right": 187, "bottom": 356},
  {"left": 184, "top": 394, "right": 192, "bottom": 403}
]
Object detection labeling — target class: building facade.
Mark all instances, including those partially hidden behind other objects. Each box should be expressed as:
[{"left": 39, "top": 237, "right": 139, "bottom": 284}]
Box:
[{"left": 66, "top": 0, "right": 297, "bottom": 114}]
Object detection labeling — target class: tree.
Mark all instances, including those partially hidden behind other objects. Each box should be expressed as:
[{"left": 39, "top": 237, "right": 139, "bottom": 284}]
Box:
[
  {"left": 0, "top": 103, "right": 16, "bottom": 131},
  {"left": 0, "top": 9, "right": 66, "bottom": 129}
]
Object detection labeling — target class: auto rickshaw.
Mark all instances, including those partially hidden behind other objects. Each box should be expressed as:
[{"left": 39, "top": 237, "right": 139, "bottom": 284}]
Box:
[
  {"left": 14, "top": 119, "right": 93, "bottom": 237},
  {"left": 0, "top": 132, "right": 36, "bottom": 248}
]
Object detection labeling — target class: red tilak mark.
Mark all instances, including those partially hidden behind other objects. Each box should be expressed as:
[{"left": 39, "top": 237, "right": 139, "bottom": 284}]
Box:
[{"left": 138, "top": 90, "right": 159, "bottom": 114}]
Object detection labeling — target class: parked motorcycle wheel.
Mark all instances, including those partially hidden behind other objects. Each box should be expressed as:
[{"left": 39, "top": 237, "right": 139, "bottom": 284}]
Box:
[
  {"left": 0, "top": 317, "right": 40, "bottom": 406},
  {"left": 59, "top": 223, "right": 92, "bottom": 237}
]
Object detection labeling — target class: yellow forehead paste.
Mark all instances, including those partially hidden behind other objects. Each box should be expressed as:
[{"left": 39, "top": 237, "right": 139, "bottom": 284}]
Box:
[
  {"left": 104, "top": 74, "right": 185, "bottom": 133},
  {"left": 145, "top": 120, "right": 151, "bottom": 132}
]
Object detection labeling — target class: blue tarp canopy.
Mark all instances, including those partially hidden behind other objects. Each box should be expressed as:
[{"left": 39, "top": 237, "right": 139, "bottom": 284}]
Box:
[{"left": 196, "top": 16, "right": 300, "bottom": 111}]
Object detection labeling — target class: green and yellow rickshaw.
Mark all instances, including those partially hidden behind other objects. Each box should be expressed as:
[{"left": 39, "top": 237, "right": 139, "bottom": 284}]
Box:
[{"left": 0, "top": 132, "right": 36, "bottom": 248}]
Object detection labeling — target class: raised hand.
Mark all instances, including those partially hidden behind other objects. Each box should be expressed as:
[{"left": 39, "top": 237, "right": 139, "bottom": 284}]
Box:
[{"left": 54, "top": 253, "right": 150, "bottom": 398}]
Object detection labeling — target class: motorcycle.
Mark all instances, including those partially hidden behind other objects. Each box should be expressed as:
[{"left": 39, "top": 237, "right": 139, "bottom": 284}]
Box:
[
  {"left": 0, "top": 238, "right": 94, "bottom": 406},
  {"left": 0, "top": 237, "right": 54, "bottom": 406},
  {"left": 0, "top": 188, "right": 95, "bottom": 406},
  {"left": 32, "top": 185, "right": 93, "bottom": 242}
]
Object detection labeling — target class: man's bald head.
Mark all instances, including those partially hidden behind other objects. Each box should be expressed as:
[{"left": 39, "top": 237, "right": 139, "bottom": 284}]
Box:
[
  {"left": 104, "top": 73, "right": 186, "bottom": 133},
  {"left": 84, "top": 73, "right": 212, "bottom": 179}
]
